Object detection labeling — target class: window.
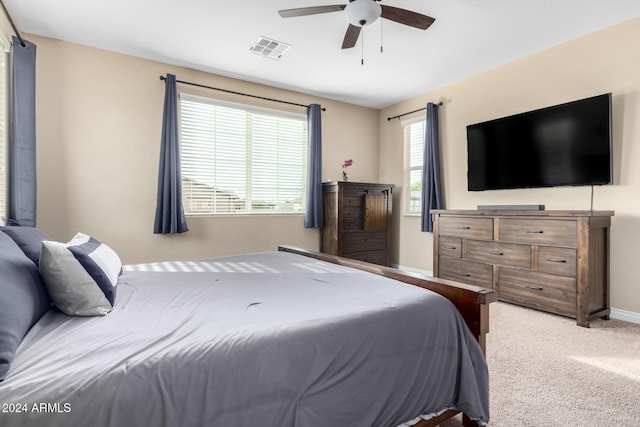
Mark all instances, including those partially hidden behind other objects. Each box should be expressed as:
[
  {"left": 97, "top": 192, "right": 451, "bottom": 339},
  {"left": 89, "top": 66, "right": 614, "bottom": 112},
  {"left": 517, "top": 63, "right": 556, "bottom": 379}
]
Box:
[
  {"left": 0, "top": 40, "right": 8, "bottom": 224},
  {"left": 404, "top": 118, "right": 425, "bottom": 214},
  {"left": 180, "top": 94, "right": 308, "bottom": 215}
]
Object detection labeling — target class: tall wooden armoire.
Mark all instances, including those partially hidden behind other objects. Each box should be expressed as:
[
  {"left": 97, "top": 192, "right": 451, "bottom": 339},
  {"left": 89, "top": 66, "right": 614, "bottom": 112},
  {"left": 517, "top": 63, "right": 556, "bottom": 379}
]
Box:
[{"left": 321, "top": 181, "right": 394, "bottom": 266}]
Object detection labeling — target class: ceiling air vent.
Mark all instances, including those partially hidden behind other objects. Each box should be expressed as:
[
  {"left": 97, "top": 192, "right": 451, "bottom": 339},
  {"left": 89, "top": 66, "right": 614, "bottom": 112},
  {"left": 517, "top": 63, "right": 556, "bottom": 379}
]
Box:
[{"left": 250, "top": 37, "right": 291, "bottom": 60}]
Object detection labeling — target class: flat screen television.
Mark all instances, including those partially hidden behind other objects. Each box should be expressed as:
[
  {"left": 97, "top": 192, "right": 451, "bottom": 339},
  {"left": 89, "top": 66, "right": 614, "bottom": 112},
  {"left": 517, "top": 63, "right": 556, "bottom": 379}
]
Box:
[{"left": 466, "top": 93, "right": 613, "bottom": 191}]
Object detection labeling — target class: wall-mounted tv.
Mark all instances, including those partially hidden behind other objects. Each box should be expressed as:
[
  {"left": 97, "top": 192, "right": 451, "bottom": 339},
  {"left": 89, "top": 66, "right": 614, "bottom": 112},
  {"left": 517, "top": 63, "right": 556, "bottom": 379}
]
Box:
[{"left": 466, "top": 93, "right": 613, "bottom": 191}]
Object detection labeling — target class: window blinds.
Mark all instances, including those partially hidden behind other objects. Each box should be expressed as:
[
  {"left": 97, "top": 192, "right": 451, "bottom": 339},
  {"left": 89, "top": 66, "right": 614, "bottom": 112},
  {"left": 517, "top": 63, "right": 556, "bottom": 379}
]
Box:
[
  {"left": 180, "top": 94, "right": 308, "bottom": 215},
  {"left": 404, "top": 118, "right": 426, "bottom": 213}
]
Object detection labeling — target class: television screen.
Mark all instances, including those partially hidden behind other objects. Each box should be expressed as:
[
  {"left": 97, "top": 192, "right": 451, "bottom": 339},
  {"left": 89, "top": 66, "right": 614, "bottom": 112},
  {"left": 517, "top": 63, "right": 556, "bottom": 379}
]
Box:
[{"left": 467, "top": 93, "right": 613, "bottom": 191}]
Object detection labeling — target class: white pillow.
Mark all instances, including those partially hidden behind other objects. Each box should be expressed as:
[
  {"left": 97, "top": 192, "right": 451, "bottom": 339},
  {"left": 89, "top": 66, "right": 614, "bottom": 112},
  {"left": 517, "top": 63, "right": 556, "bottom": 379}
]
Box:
[{"left": 40, "top": 233, "right": 122, "bottom": 316}]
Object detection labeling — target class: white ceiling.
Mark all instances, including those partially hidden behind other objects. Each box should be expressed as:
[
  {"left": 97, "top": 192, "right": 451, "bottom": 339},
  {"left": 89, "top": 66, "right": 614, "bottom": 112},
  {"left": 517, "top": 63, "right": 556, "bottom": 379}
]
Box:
[{"left": 6, "top": 0, "right": 640, "bottom": 109}]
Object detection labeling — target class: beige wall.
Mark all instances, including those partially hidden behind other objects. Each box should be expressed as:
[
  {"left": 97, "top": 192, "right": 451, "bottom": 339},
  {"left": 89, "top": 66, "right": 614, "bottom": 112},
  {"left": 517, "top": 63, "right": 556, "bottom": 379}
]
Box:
[
  {"left": 380, "top": 17, "right": 640, "bottom": 314},
  {"left": 32, "top": 36, "right": 380, "bottom": 264}
]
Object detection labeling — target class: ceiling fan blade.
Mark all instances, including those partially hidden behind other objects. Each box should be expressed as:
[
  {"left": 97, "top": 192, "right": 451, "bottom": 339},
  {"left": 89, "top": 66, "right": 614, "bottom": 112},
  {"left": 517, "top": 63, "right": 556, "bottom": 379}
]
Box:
[
  {"left": 278, "top": 5, "right": 346, "bottom": 18},
  {"left": 381, "top": 5, "right": 435, "bottom": 30},
  {"left": 342, "top": 24, "right": 361, "bottom": 49}
]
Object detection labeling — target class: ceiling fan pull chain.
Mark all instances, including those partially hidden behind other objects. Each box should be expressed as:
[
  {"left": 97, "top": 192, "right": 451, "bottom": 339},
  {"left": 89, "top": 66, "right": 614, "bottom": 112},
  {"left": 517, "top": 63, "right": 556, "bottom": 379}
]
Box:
[
  {"left": 361, "top": 29, "right": 365, "bottom": 65},
  {"left": 380, "top": 19, "right": 384, "bottom": 53}
]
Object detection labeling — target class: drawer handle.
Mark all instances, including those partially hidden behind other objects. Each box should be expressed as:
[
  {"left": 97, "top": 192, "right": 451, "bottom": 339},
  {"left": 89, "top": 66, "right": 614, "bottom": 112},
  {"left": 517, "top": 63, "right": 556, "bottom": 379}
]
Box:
[
  {"left": 443, "top": 245, "right": 457, "bottom": 250},
  {"left": 456, "top": 271, "right": 471, "bottom": 277},
  {"left": 525, "top": 284, "right": 544, "bottom": 291},
  {"left": 546, "top": 257, "right": 567, "bottom": 263},
  {"left": 525, "top": 230, "right": 544, "bottom": 234},
  {"left": 457, "top": 226, "right": 471, "bottom": 229},
  {"left": 488, "top": 250, "right": 504, "bottom": 256}
]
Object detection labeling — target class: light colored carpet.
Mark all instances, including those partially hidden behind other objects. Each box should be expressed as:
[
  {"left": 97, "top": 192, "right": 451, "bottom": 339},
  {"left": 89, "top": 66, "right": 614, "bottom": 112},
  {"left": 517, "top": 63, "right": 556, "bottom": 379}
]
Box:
[{"left": 442, "top": 302, "right": 640, "bottom": 426}]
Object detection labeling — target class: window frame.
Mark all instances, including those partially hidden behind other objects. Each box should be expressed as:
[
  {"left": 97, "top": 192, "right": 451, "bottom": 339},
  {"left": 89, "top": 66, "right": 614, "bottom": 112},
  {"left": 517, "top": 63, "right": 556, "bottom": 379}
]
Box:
[
  {"left": 402, "top": 116, "right": 426, "bottom": 215},
  {"left": 178, "top": 93, "right": 308, "bottom": 217}
]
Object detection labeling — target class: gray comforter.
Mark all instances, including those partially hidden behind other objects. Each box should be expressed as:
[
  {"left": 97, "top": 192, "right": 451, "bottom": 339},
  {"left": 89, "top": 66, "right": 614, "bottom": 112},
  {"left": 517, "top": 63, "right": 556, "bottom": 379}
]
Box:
[{"left": 0, "top": 251, "right": 489, "bottom": 426}]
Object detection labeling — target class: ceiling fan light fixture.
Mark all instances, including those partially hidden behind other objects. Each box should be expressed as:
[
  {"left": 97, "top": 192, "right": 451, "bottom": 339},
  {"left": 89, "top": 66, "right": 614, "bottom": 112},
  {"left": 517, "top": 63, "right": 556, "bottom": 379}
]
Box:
[{"left": 345, "top": 0, "right": 382, "bottom": 27}]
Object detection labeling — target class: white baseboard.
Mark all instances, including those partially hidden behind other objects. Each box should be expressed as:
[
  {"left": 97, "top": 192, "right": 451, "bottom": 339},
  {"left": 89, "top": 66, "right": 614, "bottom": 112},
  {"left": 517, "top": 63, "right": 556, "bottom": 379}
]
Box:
[
  {"left": 391, "top": 264, "right": 433, "bottom": 276},
  {"left": 610, "top": 307, "right": 640, "bottom": 325}
]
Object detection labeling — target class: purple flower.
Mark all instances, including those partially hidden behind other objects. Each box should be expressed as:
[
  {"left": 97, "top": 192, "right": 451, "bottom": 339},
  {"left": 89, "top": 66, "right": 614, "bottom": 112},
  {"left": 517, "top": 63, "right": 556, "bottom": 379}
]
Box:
[{"left": 342, "top": 159, "right": 353, "bottom": 169}]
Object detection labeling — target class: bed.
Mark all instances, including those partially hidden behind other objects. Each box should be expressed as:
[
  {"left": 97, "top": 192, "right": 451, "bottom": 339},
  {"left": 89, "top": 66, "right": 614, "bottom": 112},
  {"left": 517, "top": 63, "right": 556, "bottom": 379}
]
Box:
[{"left": 0, "top": 227, "right": 496, "bottom": 427}]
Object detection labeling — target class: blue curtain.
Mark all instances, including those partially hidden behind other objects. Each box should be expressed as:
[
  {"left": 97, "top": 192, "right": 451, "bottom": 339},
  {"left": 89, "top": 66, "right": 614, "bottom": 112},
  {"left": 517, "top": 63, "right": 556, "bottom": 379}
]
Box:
[
  {"left": 153, "top": 74, "right": 188, "bottom": 234},
  {"left": 9, "top": 36, "right": 37, "bottom": 227},
  {"left": 304, "top": 104, "right": 323, "bottom": 228},
  {"left": 421, "top": 102, "right": 443, "bottom": 232}
]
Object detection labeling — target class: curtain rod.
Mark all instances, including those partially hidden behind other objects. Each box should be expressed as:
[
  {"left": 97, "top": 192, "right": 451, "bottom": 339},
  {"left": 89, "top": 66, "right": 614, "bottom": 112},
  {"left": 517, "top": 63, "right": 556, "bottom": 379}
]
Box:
[
  {"left": 387, "top": 102, "right": 443, "bottom": 121},
  {"left": 160, "top": 75, "right": 326, "bottom": 112},
  {"left": 0, "top": 0, "right": 25, "bottom": 47}
]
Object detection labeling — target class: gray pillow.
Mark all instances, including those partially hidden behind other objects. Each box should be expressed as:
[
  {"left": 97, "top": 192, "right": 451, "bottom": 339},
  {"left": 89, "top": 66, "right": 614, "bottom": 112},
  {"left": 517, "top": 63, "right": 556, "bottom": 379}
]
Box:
[
  {"left": 0, "top": 226, "right": 52, "bottom": 267},
  {"left": 40, "top": 233, "right": 122, "bottom": 316},
  {"left": 0, "top": 232, "right": 51, "bottom": 381}
]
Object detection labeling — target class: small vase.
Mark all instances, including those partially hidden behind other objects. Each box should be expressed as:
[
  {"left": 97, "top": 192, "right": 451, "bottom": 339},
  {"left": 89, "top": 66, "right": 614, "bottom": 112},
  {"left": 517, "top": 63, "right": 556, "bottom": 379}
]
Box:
[{"left": 343, "top": 176, "right": 349, "bottom": 182}]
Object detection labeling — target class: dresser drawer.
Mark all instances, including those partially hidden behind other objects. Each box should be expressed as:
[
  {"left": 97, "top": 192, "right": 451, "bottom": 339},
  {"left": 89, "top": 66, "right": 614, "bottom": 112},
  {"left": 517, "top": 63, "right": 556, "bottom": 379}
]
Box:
[
  {"left": 342, "top": 232, "right": 386, "bottom": 253},
  {"left": 439, "top": 216, "right": 493, "bottom": 240},
  {"left": 498, "top": 267, "right": 576, "bottom": 317},
  {"left": 439, "top": 258, "right": 492, "bottom": 288},
  {"left": 439, "top": 237, "right": 461, "bottom": 259},
  {"left": 537, "top": 246, "right": 577, "bottom": 277},
  {"left": 466, "top": 240, "right": 531, "bottom": 268},
  {"left": 342, "top": 196, "right": 364, "bottom": 229},
  {"left": 499, "top": 218, "right": 577, "bottom": 247},
  {"left": 346, "top": 249, "right": 387, "bottom": 265}
]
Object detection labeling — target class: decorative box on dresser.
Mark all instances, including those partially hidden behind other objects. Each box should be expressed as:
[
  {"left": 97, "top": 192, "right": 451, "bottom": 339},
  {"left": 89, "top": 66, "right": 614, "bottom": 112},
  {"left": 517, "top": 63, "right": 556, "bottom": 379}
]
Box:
[
  {"left": 321, "top": 181, "right": 394, "bottom": 266},
  {"left": 432, "top": 209, "right": 614, "bottom": 327}
]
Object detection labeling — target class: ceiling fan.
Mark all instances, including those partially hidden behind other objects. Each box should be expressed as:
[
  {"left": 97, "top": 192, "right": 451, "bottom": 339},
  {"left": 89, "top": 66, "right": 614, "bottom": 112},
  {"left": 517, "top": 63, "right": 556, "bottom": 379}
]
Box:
[{"left": 278, "top": 0, "right": 435, "bottom": 49}]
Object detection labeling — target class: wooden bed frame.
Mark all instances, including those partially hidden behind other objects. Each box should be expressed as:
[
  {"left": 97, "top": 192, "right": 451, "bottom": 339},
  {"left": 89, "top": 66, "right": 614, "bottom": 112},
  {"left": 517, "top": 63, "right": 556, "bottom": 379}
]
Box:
[{"left": 278, "top": 246, "right": 497, "bottom": 427}]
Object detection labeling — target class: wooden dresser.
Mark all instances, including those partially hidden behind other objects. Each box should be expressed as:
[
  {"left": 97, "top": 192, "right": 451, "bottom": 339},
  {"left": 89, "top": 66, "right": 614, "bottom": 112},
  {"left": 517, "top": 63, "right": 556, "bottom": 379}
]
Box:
[
  {"left": 432, "top": 209, "right": 614, "bottom": 327},
  {"left": 321, "top": 181, "right": 394, "bottom": 266}
]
